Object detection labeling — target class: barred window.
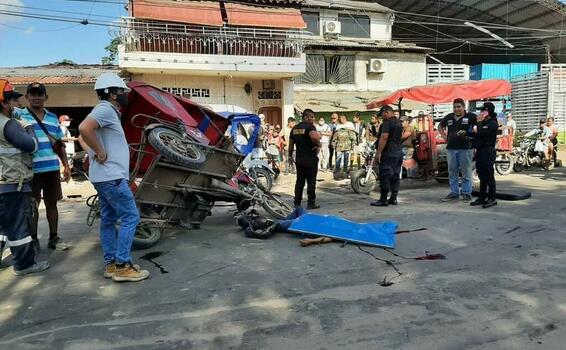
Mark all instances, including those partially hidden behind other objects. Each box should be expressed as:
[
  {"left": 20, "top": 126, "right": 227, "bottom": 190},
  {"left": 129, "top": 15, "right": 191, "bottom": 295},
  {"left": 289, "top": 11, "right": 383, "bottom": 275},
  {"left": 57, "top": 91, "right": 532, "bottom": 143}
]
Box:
[
  {"left": 162, "top": 87, "right": 210, "bottom": 98},
  {"left": 295, "top": 54, "right": 355, "bottom": 84}
]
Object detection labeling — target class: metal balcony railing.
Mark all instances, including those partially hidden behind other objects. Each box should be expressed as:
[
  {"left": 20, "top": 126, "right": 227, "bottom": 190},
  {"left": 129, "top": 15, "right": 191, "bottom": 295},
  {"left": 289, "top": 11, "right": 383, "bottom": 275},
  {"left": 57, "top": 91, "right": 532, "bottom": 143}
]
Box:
[{"left": 120, "top": 18, "right": 308, "bottom": 58}]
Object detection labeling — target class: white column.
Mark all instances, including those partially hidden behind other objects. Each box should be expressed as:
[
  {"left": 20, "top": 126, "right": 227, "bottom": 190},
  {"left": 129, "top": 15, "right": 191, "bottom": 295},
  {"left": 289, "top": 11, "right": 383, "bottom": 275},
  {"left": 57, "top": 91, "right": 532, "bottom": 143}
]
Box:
[{"left": 281, "top": 78, "right": 295, "bottom": 128}]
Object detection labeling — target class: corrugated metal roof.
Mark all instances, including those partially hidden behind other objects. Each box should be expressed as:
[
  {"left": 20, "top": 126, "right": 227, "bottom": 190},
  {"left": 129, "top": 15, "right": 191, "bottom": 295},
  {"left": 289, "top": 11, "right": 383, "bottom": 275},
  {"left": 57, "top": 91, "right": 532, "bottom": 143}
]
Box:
[
  {"left": 376, "top": 0, "right": 566, "bottom": 64},
  {"left": 0, "top": 64, "right": 119, "bottom": 85},
  {"left": 302, "top": 0, "right": 392, "bottom": 13},
  {"left": 225, "top": 3, "right": 306, "bottom": 28},
  {"left": 5, "top": 77, "right": 97, "bottom": 85},
  {"left": 132, "top": 1, "right": 224, "bottom": 27},
  {"left": 294, "top": 90, "right": 426, "bottom": 112},
  {"left": 304, "top": 39, "right": 431, "bottom": 52}
]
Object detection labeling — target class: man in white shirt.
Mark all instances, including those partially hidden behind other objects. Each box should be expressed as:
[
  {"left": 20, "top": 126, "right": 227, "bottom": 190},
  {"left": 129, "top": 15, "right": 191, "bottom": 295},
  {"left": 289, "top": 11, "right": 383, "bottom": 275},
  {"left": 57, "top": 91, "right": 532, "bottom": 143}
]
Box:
[{"left": 316, "top": 117, "right": 332, "bottom": 171}]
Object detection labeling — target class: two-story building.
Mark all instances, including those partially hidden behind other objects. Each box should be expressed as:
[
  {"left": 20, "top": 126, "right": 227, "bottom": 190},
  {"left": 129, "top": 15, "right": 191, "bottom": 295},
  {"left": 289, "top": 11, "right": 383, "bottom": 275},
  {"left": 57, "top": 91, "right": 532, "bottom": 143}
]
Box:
[
  {"left": 294, "top": 0, "right": 430, "bottom": 116},
  {"left": 119, "top": 0, "right": 308, "bottom": 126}
]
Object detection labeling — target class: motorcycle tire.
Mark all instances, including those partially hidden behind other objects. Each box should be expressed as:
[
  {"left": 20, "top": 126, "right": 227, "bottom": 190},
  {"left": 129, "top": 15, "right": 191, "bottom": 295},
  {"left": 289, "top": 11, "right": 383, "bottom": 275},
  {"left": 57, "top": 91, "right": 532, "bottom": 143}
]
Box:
[
  {"left": 513, "top": 162, "right": 524, "bottom": 173},
  {"left": 132, "top": 225, "right": 161, "bottom": 250},
  {"left": 495, "top": 155, "right": 514, "bottom": 176},
  {"left": 249, "top": 167, "right": 273, "bottom": 192},
  {"left": 148, "top": 127, "right": 206, "bottom": 168},
  {"left": 350, "top": 168, "right": 378, "bottom": 194},
  {"left": 261, "top": 193, "right": 293, "bottom": 220}
]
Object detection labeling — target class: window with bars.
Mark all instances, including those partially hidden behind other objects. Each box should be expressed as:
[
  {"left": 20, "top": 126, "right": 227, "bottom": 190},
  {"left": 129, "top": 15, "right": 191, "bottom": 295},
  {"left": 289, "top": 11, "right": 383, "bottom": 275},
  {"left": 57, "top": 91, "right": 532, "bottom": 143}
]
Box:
[
  {"left": 295, "top": 54, "right": 355, "bottom": 84},
  {"left": 162, "top": 87, "right": 210, "bottom": 98}
]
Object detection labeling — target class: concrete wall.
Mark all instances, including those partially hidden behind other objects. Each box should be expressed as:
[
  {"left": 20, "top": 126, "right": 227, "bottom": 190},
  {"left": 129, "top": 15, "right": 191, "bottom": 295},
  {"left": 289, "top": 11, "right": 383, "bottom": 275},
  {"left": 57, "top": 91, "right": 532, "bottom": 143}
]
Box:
[
  {"left": 13, "top": 84, "right": 98, "bottom": 108},
  {"left": 295, "top": 51, "right": 426, "bottom": 92},
  {"left": 132, "top": 73, "right": 293, "bottom": 125}
]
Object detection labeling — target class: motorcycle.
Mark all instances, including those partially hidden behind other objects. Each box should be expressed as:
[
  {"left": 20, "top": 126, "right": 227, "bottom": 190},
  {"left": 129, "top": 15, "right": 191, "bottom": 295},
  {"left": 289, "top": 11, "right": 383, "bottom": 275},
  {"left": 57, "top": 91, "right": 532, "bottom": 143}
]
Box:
[
  {"left": 512, "top": 136, "right": 556, "bottom": 172},
  {"left": 242, "top": 153, "right": 278, "bottom": 192},
  {"left": 350, "top": 144, "right": 379, "bottom": 194}
]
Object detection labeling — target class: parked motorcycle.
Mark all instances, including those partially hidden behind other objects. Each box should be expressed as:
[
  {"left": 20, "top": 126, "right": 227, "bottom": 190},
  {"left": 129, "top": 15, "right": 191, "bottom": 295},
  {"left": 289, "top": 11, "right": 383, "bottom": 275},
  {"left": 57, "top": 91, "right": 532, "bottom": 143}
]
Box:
[
  {"left": 242, "top": 154, "right": 277, "bottom": 192},
  {"left": 512, "top": 136, "right": 556, "bottom": 172},
  {"left": 350, "top": 144, "right": 378, "bottom": 194}
]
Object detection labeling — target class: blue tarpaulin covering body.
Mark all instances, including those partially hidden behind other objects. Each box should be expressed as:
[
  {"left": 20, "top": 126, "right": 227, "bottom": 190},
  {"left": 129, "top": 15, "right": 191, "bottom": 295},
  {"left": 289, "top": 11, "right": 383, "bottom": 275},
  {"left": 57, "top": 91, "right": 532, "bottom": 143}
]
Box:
[{"left": 288, "top": 213, "right": 397, "bottom": 248}]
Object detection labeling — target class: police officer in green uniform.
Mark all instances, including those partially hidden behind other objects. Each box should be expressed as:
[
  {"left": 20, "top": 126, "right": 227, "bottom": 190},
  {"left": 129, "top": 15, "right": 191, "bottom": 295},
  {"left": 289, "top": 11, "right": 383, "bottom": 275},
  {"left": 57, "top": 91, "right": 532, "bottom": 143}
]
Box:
[
  {"left": 471, "top": 102, "right": 499, "bottom": 208},
  {"left": 288, "top": 109, "right": 321, "bottom": 209}
]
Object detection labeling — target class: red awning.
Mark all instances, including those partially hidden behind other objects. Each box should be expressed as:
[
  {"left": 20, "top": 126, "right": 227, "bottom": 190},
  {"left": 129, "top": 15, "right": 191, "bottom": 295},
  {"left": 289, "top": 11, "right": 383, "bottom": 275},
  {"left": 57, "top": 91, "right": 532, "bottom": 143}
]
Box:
[
  {"left": 132, "top": 1, "right": 224, "bottom": 27},
  {"left": 225, "top": 3, "right": 306, "bottom": 29},
  {"left": 366, "top": 80, "right": 512, "bottom": 109}
]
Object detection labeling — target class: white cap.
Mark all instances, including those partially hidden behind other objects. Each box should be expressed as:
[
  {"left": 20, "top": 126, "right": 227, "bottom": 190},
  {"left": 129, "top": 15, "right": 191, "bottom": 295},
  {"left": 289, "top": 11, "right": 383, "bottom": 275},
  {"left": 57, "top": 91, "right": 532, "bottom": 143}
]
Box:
[{"left": 94, "top": 72, "right": 129, "bottom": 91}]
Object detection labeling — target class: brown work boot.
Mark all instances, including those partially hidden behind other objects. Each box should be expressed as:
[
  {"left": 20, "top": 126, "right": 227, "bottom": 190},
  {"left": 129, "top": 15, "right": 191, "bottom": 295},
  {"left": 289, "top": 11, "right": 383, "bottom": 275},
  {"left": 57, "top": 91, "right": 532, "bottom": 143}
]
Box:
[
  {"left": 112, "top": 263, "right": 150, "bottom": 282},
  {"left": 104, "top": 263, "right": 141, "bottom": 279}
]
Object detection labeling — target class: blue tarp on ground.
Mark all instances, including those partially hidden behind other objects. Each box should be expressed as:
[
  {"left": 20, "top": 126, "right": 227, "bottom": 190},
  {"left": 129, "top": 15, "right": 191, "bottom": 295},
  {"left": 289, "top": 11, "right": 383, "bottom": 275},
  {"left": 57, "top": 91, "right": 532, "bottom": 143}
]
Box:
[{"left": 288, "top": 213, "right": 397, "bottom": 248}]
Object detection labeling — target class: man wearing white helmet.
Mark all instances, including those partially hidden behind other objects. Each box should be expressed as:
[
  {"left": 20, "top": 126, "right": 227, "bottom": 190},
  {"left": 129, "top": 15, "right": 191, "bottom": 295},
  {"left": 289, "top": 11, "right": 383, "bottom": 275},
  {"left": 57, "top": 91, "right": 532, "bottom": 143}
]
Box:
[{"left": 79, "top": 73, "right": 149, "bottom": 282}]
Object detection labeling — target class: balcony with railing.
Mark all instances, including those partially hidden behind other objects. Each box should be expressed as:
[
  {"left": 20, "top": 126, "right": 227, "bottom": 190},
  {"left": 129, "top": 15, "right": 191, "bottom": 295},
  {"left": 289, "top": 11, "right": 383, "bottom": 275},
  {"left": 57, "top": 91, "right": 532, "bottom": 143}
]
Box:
[{"left": 118, "top": 18, "right": 308, "bottom": 76}]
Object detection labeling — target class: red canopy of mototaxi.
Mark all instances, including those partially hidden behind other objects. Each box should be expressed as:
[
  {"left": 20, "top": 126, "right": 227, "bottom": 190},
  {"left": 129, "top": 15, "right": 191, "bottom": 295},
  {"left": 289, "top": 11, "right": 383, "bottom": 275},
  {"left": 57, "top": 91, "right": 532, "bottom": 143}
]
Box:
[{"left": 366, "top": 79, "right": 512, "bottom": 110}]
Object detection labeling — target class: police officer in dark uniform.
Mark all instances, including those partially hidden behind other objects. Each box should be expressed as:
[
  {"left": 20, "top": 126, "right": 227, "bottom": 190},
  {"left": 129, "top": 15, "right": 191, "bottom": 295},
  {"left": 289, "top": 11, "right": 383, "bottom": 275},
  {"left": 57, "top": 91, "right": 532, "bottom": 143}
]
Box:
[
  {"left": 288, "top": 109, "right": 321, "bottom": 209},
  {"left": 471, "top": 102, "right": 499, "bottom": 208},
  {"left": 371, "top": 105, "right": 404, "bottom": 207}
]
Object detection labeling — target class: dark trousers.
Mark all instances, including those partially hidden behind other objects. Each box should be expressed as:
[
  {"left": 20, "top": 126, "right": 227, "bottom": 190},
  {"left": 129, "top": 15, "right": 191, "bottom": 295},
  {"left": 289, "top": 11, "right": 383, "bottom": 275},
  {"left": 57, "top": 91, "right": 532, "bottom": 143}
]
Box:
[
  {"left": 476, "top": 146, "right": 496, "bottom": 200},
  {"left": 328, "top": 145, "right": 335, "bottom": 169},
  {"left": 294, "top": 157, "right": 318, "bottom": 206},
  {"left": 0, "top": 192, "right": 36, "bottom": 270},
  {"left": 379, "top": 155, "right": 403, "bottom": 194}
]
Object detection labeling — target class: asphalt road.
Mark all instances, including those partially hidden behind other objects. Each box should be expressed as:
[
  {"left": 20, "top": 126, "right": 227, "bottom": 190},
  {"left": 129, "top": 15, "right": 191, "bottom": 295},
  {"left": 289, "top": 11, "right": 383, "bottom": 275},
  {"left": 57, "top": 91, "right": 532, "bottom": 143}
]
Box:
[{"left": 1, "top": 164, "right": 566, "bottom": 350}]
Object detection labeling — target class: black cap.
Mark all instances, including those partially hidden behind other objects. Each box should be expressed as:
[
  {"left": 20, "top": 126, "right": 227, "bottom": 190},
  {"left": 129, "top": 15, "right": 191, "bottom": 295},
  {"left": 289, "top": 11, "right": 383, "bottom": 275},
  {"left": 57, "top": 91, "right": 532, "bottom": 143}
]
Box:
[
  {"left": 479, "top": 102, "right": 495, "bottom": 113},
  {"left": 377, "top": 105, "right": 394, "bottom": 116},
  {"left": 400, "top": 115, "right": 411, "bottom": 122},
  {"left": 26, "top": 82, "right": 47, "bottom": 95}
]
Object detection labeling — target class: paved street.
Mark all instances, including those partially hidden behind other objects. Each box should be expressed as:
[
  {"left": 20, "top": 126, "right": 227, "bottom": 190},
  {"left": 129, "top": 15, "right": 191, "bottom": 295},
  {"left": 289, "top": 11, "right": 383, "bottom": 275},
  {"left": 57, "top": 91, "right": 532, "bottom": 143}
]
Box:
[{"left": 1, "top": 162, "right": 566, "bottom": 350}]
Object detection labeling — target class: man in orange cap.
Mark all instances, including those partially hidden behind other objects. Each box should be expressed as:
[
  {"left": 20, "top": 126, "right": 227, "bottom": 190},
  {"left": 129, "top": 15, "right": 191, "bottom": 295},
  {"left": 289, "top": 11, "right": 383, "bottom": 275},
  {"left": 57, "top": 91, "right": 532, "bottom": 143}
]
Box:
[{"left": 0, "top": 79, "right": 49, "bottom": 275}]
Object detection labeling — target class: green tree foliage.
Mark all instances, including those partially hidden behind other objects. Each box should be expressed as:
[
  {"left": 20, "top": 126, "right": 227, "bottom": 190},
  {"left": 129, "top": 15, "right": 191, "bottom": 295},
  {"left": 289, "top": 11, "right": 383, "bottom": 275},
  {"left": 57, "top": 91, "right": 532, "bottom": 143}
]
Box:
[{"left": 101, "top": 37, "right": 121, "bottom": 65}]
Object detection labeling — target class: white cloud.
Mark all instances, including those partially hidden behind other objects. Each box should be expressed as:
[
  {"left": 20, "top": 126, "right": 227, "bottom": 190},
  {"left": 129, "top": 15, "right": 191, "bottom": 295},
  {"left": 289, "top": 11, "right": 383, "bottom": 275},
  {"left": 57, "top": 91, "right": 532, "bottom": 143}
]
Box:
[
  {"left": 0, "top": 0, "right": 25, "bottom": 25},
  {"left": 24, "top": 27, "right": 33, "bottom": 35}
]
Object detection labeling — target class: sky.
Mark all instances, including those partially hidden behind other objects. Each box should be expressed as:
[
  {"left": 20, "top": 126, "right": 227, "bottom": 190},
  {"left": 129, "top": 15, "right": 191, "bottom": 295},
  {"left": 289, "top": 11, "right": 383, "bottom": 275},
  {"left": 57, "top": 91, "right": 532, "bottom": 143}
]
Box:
[{"left": 0, "top": 0, "right": 126, "bottom": 67}]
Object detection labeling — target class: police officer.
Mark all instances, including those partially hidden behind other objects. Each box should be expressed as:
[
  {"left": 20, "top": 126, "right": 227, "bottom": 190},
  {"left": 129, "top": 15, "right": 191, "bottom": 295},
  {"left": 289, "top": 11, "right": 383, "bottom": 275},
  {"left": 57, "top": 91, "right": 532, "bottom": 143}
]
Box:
[
  {"left": 0, "top": 79, "right": 49, "bottom": 275},
  {"left": 288, "top": 109, "right": 321, "bottom": 209},
  {"left": 371, "top": 105, "right": 405, "bottom": 207},
  {"left": 471, "top": 102, "right": 499, "bottom": 208}
]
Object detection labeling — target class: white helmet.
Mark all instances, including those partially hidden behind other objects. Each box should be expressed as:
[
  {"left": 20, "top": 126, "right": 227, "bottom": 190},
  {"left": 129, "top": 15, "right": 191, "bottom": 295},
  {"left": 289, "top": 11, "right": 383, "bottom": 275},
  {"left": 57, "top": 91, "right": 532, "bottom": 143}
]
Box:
[{"left": 94, "top": 72, "right": 129, "bottom": 91}]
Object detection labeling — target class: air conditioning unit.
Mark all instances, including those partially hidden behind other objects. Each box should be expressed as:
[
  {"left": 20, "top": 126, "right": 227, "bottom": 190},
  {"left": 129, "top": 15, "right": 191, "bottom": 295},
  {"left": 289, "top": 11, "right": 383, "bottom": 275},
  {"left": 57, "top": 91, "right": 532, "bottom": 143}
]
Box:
[
  {"left": 324, "top": 21, "right": 341, "bottom": 35},
  {"left": 368, "top": 59, "right": 388, "bottom": 73}
]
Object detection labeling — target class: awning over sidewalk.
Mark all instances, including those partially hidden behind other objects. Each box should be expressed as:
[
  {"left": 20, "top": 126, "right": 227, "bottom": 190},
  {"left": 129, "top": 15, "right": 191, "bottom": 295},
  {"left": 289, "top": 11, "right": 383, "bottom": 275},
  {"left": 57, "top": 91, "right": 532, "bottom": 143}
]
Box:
[
  {"left": 132, "top": 1, "right": 224, "bottom": 27},
  {"left": 225, "top": 3, "right": 306, "bottom": 29},
  {"left": 294, "top": 91, "right": 427, "bottom": 112},
  {"left": 366, "top": 79, "right": 512, "bottom": 109}
]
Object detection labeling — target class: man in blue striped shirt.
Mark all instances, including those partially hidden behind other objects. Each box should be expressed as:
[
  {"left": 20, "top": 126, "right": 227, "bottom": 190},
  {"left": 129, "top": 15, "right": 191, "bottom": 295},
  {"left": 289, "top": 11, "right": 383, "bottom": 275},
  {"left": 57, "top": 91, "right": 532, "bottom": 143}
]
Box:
[{"left": 19, "top": 83, "right": 71, "bottom": 252}]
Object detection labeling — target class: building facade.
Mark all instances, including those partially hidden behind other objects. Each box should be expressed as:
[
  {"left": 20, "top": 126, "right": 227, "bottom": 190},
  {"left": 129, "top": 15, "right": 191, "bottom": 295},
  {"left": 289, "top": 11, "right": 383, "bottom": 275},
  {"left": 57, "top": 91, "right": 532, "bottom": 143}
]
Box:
[
  {"left": 119, "top": 0, "right": 308, "bottom": 126},
  {"left": 294, "top": 0, "right": 429, "bottom": 115}
]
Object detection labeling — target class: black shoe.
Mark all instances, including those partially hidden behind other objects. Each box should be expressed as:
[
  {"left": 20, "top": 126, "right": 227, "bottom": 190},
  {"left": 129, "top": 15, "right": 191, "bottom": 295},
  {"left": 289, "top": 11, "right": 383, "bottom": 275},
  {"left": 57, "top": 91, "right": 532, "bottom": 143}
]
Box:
[
  {"left": 482, "top": 199, "right": 498, "bottom": 208},
  {"left": 462, "top": 194, "right": 472, "bottom": 202},
  {"left": 388, "top": 192, "right": 398, "bottom": 205},
  {"left": 470, "top": 198, "right": 485, "bottom": 206},
  {"left": 370, "top": 200, "right": 388, "bottom": 207},
  {"left": 307, "top": 204, "right": 320, "bottom": 210},
  {"left": 293, "top": 202, "right": 301, "bottom": 208}
]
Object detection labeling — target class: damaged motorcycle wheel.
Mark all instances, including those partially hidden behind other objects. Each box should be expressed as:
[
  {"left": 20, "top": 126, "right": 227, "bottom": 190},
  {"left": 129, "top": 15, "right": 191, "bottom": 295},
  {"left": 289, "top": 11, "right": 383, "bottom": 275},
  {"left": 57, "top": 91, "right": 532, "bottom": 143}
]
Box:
[
  {"left": 261, "top": 193, "right": 293, "bottom": 220},
  {"left": 148, "top": 127, "right": 206, "bottom": 168},
  {"left": 133, "top": 225, "right": 161, "bottom": 250}
]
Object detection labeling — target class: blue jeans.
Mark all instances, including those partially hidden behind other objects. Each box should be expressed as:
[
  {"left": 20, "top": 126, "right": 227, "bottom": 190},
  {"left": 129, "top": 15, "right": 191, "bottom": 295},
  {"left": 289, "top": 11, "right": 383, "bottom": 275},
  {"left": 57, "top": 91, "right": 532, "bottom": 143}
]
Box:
[
  {"left": 446, "top": 149, "right": 474, "bottom": 196},
  {"left": 93, "top": 179, "right": 140, "bottom": 265},
  {"left": 334, "top": 151, "right": 350, "bottom": 173}
]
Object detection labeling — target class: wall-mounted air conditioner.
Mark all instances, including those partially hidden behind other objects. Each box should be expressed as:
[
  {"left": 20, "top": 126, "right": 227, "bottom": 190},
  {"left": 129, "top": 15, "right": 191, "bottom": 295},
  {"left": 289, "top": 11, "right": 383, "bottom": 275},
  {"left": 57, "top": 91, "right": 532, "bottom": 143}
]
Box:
[
  {"left": 368, "top": 59, "right": 388, "bottom": 73},
  {"left": 323, "top": 21, "right": 341, "bottom": 35}
]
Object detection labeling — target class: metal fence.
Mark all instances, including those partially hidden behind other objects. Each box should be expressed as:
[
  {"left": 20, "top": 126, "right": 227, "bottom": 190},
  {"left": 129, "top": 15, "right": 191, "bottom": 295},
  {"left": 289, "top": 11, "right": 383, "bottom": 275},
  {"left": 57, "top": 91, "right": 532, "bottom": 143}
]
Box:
[{"left": 121, "top": 18, "right": 306, "bottom": 58}]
